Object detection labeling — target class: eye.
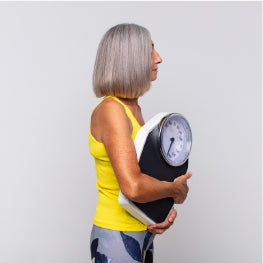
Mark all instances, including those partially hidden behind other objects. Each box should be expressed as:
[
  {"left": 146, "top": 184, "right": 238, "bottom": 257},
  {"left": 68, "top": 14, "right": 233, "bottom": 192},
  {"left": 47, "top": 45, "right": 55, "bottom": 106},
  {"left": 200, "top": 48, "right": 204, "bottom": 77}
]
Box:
[{"left": 151, "top": 43, "right": 155, "bottom": 55}]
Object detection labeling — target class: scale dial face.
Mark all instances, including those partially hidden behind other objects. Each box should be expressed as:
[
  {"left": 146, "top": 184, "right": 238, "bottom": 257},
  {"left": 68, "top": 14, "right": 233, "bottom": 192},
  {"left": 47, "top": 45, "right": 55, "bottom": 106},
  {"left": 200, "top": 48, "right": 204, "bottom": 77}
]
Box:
[{"left": 160, "top": 113, "right": 192, "bottom": 166}]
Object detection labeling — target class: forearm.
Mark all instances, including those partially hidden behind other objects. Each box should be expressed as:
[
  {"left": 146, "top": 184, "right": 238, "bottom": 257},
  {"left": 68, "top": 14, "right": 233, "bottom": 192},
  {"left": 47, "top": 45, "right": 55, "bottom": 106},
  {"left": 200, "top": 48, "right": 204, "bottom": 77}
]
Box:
[{"left": 122, "top": 172, "right": 174, "bottom": 203}]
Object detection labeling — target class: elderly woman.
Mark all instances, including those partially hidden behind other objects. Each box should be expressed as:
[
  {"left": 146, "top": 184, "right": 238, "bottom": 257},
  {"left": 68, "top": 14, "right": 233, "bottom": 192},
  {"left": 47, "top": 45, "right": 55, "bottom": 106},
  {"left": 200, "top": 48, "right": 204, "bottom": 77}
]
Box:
[{"left": 89, "top": 23, "right": 192, "bottom": 263}]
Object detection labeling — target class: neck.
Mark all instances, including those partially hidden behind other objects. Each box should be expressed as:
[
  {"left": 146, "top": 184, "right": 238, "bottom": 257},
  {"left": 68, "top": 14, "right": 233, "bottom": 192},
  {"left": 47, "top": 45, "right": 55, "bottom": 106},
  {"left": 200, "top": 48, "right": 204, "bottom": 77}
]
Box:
[{"left": 118, "top": 97, "right": 139, "bottom": 106}]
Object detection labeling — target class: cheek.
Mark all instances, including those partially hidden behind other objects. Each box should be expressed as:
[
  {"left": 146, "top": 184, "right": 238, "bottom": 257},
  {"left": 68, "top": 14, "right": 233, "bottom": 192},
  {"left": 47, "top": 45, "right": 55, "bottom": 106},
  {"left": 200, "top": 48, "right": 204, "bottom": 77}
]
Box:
[{"left": 150, "top": 56, "right": 154, "bottom": 67}]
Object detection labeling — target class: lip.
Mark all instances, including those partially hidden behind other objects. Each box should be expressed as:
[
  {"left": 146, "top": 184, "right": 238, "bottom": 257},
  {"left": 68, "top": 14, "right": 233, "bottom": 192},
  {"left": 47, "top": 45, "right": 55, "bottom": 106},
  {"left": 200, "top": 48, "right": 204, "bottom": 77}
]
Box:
[{"left": 152, "top": 68, "right": 158, "bottom": 71}]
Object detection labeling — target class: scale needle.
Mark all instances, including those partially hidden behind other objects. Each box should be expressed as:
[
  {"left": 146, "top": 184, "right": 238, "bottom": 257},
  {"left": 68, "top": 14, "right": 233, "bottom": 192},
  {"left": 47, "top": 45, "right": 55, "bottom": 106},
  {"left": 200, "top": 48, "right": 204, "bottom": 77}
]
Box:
[{"left": 167, "top": 137, "right": 175, "bottom": 156}]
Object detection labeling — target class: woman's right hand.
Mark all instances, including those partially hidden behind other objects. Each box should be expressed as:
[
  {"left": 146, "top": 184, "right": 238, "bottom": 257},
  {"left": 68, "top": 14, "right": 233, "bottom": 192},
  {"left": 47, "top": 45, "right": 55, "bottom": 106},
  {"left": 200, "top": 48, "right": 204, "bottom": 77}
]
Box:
[{"left": 172, "top": 172, "right": 192, "bottom": 204}]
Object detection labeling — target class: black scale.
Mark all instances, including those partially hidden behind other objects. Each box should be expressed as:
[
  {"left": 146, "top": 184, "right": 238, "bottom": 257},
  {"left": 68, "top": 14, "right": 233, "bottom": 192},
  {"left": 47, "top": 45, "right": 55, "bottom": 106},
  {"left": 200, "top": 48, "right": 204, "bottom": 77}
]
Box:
[{"left": 119, "top": 112, "right": 192, "bottom": 224}]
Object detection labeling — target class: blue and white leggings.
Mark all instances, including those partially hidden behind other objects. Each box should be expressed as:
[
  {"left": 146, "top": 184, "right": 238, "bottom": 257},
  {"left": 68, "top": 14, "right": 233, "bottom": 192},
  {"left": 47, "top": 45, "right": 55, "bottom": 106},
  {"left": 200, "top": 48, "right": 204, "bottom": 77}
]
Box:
[{"left": 90, "top": 225, "right": 155, "bottom": 263}]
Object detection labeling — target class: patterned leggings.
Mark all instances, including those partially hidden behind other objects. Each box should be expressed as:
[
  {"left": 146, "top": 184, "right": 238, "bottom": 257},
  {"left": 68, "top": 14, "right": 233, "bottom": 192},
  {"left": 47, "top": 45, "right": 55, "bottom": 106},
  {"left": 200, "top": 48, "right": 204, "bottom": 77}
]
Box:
[{"left": 90, "top": 225, "right": 155, "bottom": 263}]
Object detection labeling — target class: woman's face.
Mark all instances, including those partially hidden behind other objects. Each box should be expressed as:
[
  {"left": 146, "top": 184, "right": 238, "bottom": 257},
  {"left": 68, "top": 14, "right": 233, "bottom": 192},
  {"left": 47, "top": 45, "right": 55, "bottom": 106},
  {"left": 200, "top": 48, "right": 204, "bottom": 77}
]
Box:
[{"left": 150, "top": 41, "right": 162, "bottom": 81}]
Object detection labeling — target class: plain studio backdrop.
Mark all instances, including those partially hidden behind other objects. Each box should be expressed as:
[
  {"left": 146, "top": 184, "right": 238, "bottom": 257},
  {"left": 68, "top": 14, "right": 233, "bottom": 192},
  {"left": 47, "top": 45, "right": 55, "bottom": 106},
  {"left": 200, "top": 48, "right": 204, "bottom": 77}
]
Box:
[{"left": 0, "top": 1, "right": 261, "bottom": 263}]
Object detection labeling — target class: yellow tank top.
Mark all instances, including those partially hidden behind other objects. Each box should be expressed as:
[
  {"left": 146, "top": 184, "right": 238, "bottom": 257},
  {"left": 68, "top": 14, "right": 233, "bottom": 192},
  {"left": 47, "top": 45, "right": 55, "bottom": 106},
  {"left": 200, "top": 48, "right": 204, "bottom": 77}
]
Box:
[{"left": 89, "top": 96, "right": 147, "bottom": 231}]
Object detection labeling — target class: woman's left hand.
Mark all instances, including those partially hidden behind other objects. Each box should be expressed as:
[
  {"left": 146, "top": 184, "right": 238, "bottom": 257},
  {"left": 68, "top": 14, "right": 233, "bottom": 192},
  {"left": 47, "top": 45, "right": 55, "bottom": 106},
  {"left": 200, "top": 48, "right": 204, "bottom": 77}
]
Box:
[{"left": 147, "top": 208, "right": 177, "bottom": 234}]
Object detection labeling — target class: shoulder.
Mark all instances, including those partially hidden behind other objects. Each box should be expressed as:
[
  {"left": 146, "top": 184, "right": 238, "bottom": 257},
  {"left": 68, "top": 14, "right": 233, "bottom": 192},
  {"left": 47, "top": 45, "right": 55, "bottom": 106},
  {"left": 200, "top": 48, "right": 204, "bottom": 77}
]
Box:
[
  {"left": 92, "top": 97, "right": 127, "bottom": 123},
  {"left": 91, "top": 97, "right": 132, "bottom": 142}
]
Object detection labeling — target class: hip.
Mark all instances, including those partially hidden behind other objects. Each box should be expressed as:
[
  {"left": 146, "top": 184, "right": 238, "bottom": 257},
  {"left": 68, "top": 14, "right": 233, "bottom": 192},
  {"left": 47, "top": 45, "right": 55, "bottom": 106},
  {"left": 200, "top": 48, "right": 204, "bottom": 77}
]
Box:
[{"left": 90, "top": 225, "right": 155, "bottom": 263}]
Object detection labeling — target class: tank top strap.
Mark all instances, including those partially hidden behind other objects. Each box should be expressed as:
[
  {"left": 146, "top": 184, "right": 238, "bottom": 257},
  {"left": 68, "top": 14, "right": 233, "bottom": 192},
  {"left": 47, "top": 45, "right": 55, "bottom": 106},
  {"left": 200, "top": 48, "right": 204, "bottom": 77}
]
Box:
[{"left": 105, "top": 96, "right": 141, "bottom": 129}]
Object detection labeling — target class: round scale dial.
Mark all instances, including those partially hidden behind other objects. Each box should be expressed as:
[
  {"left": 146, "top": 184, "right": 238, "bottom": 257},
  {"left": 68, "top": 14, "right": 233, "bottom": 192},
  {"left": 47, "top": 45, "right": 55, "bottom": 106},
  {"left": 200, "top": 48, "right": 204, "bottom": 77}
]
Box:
[{"left": 160, "top": 113, "right": 192, "bottom": 166}]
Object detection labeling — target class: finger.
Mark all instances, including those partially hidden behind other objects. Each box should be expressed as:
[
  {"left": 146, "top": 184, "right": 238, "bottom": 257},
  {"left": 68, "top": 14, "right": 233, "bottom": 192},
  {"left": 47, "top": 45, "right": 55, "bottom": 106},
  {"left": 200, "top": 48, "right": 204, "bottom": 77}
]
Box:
[
  {"left": 149, "top": 220, "right": 170, "bottom": 230},
  {"left": 185, "top": 171, "right": 192, "bottom": 180},
  {"left": 174, "top": 198, "right": 183, "bottom": 204},
  {"left": 174, "top": 196, "right": 185, "bottom": 204},
  {"left": 149, "top": 228, "right": 166, "bottom": 234},
  {"left": 149, "top": 212, "right": 176, "bottom": 231},
  {"left": 168, "top": 208, "right": 177, "bottom": 223},
  {"left": 174, "top": 172, "right": 192, "bottom": 183},
  {"left": 174, "top": 173, "right": 190, "bottom": 184},
  {"left": 148, "top": 217, "right": 173, "bottom": 230},
  {"left": 149, "top": 223, "right": 170, "bottom": 232}
]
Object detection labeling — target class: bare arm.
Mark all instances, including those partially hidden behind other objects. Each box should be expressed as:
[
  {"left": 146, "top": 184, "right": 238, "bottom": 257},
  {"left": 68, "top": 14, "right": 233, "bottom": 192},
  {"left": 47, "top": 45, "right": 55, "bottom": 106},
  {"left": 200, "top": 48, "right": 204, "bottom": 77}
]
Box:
[{"left": 91, "top": 99, "right": 191, "bottom": 203}]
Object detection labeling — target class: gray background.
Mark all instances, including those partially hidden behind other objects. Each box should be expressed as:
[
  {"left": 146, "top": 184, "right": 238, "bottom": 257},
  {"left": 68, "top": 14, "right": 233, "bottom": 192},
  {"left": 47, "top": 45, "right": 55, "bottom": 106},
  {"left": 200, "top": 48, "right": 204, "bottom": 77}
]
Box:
[{"left": 0, "top": 1, "right": 261, "bottom": 263}]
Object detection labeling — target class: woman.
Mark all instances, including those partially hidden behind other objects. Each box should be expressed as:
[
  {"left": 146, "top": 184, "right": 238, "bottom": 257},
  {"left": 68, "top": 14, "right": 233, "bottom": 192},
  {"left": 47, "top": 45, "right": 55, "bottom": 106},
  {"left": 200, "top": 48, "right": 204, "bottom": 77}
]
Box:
[{"left": 89, "top": 23, "right": 192, "bottom": 263}]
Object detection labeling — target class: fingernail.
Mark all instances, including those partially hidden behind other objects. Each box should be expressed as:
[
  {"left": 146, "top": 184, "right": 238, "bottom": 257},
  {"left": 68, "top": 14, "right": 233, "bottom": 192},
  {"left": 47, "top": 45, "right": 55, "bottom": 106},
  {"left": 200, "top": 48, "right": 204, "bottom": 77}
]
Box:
[{"left": 169, "top": 217, "right": 173, "bottom": 223}]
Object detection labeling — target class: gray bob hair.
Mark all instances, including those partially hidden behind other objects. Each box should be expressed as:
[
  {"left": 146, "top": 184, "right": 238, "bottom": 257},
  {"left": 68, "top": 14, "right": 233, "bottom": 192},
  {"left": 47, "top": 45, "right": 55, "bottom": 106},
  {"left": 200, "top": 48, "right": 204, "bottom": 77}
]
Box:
[{"left": 93, "top": 23, "right": 152, "bottom": 98}]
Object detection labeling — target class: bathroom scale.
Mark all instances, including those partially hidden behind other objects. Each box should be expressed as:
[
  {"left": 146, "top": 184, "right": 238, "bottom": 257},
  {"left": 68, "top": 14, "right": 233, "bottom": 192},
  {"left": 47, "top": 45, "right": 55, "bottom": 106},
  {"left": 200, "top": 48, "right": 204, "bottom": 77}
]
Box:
[{"left": 118, "top": 112, "right": 192, "bottom": 225}]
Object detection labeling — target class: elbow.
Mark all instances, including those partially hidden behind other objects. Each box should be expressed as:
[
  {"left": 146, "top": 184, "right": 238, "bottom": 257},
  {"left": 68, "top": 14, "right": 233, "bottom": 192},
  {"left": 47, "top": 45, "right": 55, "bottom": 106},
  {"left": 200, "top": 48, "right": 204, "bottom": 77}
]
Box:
[{"left": 121, "top": 181, "right": 145, "bottom": 203}]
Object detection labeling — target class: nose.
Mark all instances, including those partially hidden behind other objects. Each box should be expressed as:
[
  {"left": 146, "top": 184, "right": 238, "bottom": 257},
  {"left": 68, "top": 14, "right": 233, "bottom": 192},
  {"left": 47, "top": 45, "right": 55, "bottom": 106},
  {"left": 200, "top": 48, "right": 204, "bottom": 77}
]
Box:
[{"left": 154, "top": 50, "right": 162, "bottom": 64}]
